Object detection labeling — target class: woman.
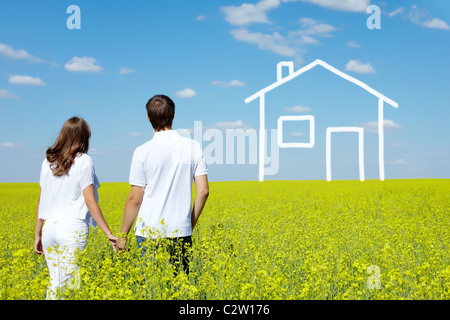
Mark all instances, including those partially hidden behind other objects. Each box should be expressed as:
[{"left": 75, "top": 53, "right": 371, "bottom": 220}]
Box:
[{"left": 34, "top": 117, "right": 117, "bottom": 299}]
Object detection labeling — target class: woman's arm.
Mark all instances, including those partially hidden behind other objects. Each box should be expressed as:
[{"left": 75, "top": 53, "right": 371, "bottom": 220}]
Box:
[
  {"left": 34, "top": 188, "right": 44, "bottom": 255},
  {"left": 83, "top": 185, "right": 118, "bottom": 252}
]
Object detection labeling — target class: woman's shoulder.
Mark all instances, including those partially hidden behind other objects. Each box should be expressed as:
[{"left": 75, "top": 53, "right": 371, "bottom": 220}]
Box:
[
  {"left": 75, "top": 153, "right": 94, "bottom": 166},
  {"left": 41, "top": 157, "right": 50, "bottom": 172}
]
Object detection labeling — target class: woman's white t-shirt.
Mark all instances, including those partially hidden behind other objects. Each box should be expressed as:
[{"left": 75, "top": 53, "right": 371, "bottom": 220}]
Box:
[{"left": 38, "top": 153, "right": 99, "bottom": 227}]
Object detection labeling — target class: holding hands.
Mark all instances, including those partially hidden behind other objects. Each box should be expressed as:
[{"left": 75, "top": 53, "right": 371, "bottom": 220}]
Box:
[
  {"left": 83, "top": 185, "right": 119, "bottom": 253},
  {"left": 117, "top": 234, "right": 128, "bottom": 252},
  {"left": 106, "top": 233, "right": 119, "bottom": 253}
]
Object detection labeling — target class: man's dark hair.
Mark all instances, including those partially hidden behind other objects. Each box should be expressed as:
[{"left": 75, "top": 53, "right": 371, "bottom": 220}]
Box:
[{"left": 146, "top": 95, "right": 175, "bottom": 131}]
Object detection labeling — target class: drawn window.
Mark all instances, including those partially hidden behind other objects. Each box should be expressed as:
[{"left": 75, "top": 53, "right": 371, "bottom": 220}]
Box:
[{"left": 277, "top": 115, "right": 315, "bottom": 148}]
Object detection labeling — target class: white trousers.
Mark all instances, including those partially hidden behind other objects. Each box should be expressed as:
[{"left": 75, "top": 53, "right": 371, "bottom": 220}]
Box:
[{"left": 42, "top": 218, "right": 89, "bottom": 300}]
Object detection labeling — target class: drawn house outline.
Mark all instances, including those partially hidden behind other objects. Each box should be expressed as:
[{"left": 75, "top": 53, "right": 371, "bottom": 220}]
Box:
[{"left": 244, "top": 59, "right": 399, "bottom": 182}]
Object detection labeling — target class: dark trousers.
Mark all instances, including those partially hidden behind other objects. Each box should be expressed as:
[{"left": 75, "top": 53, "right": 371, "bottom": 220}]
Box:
[{"left": 136, "top": 235, "right": 192, "bottom": 276}]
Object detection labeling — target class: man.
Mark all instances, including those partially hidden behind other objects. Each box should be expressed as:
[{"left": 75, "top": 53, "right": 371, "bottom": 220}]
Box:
[{"left": 118, "top": 94, "right": 209, "bottom": 275}]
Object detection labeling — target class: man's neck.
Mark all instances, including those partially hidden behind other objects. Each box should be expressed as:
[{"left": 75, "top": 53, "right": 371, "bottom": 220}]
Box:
[{"left": 155, "top": 127, "right": 172, "bottom": 133}]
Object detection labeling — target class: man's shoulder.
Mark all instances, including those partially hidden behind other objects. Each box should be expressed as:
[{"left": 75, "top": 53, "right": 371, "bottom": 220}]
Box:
[
  {"left": 134, "top": 133, "right": 202, "bottom": 154},
  {"left": 180, "top": 135, "right": 201, "bottom": 146},
  {"left": 178, "top": 136, "right": 204, "bottom": 156},
  {"left": 134, "top": 139, "right": 155, "bottom": 152}
]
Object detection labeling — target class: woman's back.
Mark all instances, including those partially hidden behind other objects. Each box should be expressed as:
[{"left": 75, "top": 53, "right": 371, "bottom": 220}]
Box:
[{"left": 38, "top": 153, "right": 99, "bottom": 226}]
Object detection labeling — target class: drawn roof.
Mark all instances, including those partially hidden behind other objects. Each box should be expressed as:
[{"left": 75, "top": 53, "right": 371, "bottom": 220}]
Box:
[{"left": 245, "top": 59, "right": 398, "bottom": 108}]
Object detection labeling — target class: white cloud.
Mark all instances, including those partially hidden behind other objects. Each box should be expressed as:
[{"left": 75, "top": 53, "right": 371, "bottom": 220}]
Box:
[
  {"left": 286, "top": 18, "right": 339, "bottom": 52},
  {"left": 222, "top": 2, "right": 338, "bottom": 62},
  {"left": 283, "top": 0, "right": 370, "bottom": 12},
  {"left": 65, "top": 56, "right": 102, "bottom": 73},
  {"left": 230, "top": 28, "right": 296, "bottom": 57},
  {"left": 176, "top": 88, "right": 197, "bottom": 98},
  {"left": 284, "top": 105, "right": 311, "bottom": 112},
  {"left": 212, "top": 79, "right": 246, "bottom": 87},
  {"left": 221, "top": 0, "right": 369, "bottom": 28},
  {"left": 287, "top": 19, "right": 337, "bottom": 48},
  {"left": 0, "top": 142, "right": 24, "bottom": 148},
  {"left": 298, "top": 35, "right": 320, "bottom": 45},
  {"left": 360, "top": 119, "right": 402, "bottom": 133},
  {"left": 347, "top": 40, "right": 360, "bottom": 48},
  {"left": 196, "top": 14, "right": 209, "bottom": 21},
  {"left": 388, "top": 7, "right": 404, "bottom": 18},
  {"left": 345, "top": 59, "right": 375, "bottom": 74},
  {"left": 9, "top": 75, "right": 45, "bottom": 86},
  {"left": 220, "top": 0, "right": 280, "bottom": 26},
  {"left": 0, "top": 89, "right": 17, "bottom": 99},
  {"left": 382, "top": 120, "right": 403, "bottom": 132},
  {"left": 286, "top": 19, "right": 336, "bottom": 48},
  {"left": 119, "top": 67, "right": 135, "bottom": 74},
  {"left": 0, "top": 142, "right": 15, "bottom": 148},
  {"left": 0, "top": 43, "right": 43, "bottom": 62},
  {"left": 422, "top": 18, "right": 450, "bottom": 30},
  {"left": 300, "top": 18, "right": 336, "bottom": 34},
  {"left": 213, "top": 120, "right": 252, "bottom": 130},
  {"left": 396, "top": 5, "right": 450, "bottom": 31},
  {"left": 291, "top": 132, "right": 305, "bottom": 137},
  {"left": 298, "top": 17, "right": 316, "bottom": 26},
  {"left": 127, "top": 131, "right": 142, "bottom": 137}
]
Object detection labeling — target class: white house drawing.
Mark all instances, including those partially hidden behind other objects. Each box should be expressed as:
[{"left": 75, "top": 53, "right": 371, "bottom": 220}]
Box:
[{"left": 244, "top": 59, "right": 399, "bottom": 182}]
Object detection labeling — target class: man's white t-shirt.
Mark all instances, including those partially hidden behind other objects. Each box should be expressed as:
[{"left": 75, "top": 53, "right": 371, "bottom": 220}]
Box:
[
  {"left": 129, "top": 130, "right": 208, "bottom": 238},
  {"left": 38, "top": 153, "right": 99, "bottom": 227}
]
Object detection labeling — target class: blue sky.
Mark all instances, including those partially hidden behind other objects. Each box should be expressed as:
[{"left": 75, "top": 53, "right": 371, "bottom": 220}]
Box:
[{"left": 0, "top": 0, "right": 449, "bottom": 182}]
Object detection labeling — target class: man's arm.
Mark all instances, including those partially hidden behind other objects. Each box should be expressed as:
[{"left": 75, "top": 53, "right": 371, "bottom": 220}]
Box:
[
  {"left": 118, "top": 185, "right": 144, "bottom": 250},
  {"left": 191, "top": 175, "right": 209, "bottom": 230}
]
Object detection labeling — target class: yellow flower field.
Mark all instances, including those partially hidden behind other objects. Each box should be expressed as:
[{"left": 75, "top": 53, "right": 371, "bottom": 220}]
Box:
[{"left": 0, "top": 179, "right": 449, "bottom": 300}]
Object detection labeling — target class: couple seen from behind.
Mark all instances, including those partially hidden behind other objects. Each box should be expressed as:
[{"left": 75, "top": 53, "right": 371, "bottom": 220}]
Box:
[{"left": 34, "top": 95, "right": 209, "bottom": 299}]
